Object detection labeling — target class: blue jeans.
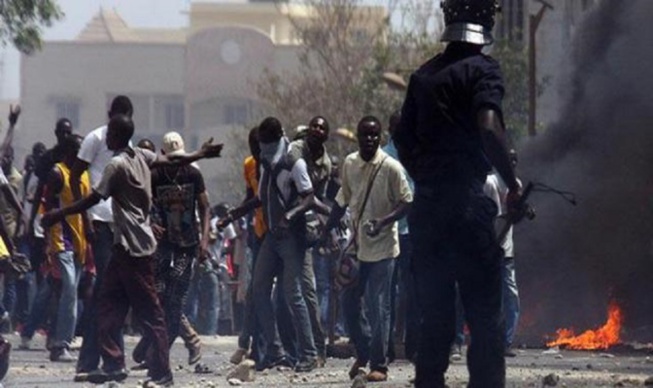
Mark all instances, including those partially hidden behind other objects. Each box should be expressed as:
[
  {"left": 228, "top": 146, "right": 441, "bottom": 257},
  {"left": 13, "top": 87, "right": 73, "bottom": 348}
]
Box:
[
  {"left": 53, "top": 251, "right": 82, "bottom": 349},
  {"left": 343, "top": 257, "right": 395, "bottom": 373},
  {"left": 312, "top": 252, "right": 330, "bottom": 329},
  {"left": 21, "top": 277, "right": 54, "bottom": 339},
  {"left": 77, "top": 222, "right": 123, "bottom": 373},
  {"left": 252, "top": 231, "right": 317, "bottom": 362},
  {"left": 410, "top": 182, "right": 505, "bottom": 388},
  {"left": 502, "top": 257, "right": 520, "bottom": 347},
  {"left": 186, "top": 264, "right": 219, "bottom": 335}
]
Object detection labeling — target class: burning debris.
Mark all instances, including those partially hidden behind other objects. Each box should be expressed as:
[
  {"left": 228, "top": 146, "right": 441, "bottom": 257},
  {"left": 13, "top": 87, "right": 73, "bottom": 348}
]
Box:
[{"left": 546, "top": 301, "right": 623, "bottom": 350}]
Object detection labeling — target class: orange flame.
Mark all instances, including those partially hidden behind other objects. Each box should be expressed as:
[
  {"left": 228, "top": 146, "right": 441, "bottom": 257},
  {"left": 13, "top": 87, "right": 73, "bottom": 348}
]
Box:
[{"left": 546, "top": 301, "right": 623, "bottom": 350}]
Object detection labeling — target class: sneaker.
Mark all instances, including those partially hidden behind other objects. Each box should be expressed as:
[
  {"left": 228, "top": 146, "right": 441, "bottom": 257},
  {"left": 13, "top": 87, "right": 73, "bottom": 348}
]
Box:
[
  {"left": 450, "top": 344, "right": 462, "bottom": 361},
  {"left": 18, "top": 337, "right": 31, "bottom": 350},
  {"left": 230, "top": 347, "right": 249, "bottom": 365},
  {"left": 256, "top": 354, "right": 295, "bottom": 371},
  {"left": 131, "top": 362, "right": 149, "bottom": 371},
  {"left": 50, "top": 348, "right": 76, "bottom": 362},
  {"left": 348, "top": 359, "right": 368, "bottom": 380},
  {"left": 143, "top": 372, "right": 174, "bottom": 387},
  {"left": 294, "top": 358, "right": 317, "bottom": 373},
  {"left": 73, "top": 370, "right": 91, "bottom": 383},
  {"left": 367, "top": 370, "right": 388, "bottom": 382},
  {"left": 87, "top": 367, "right": 129, "bottom": 384},
  {"left": 188, "top": 341, "right": 202, "bottom": 365}
]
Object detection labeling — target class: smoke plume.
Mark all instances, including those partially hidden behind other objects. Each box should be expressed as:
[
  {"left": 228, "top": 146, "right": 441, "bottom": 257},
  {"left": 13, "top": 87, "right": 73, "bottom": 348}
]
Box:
[{"left": 516, "top": 0, "right": 653, "bottom": 342}]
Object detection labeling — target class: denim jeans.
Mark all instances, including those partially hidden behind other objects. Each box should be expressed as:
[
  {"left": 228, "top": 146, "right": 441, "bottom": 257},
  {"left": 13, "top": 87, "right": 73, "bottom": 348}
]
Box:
[
  {"left": 14, "top": 239, "right": 37, "bottom": 325},
  {"left": 77, "top": 222, "right": 124, "bottom": 373},
  {"left": 502, "top": 257, "right": 520, "bottom": 347},
  {"left": 186, "top": 264, "right": 219, "bottom": 335},
  {"left": 410, "top": 182, "right": 505, "bottom": 388},
  {"left": 252, "top": 230, "right": 317, "bottom": 362},
  {"left": 53, "top": 251, "right": 82, "bottom": 348},
  {"left": 342, "top": 257, "right": 395, "bottom": 373},
  {"left": 312, "top": 251, "right": 330, "bottom": 330},
  {"left": 388, "top": 234, "right": 419, "bottom": 361},
  {"left": 21, "top": 276, "right": 54, "bottom": 339},
  {"left": 237, "top": 236, "right": 265, "bottom": 364}
]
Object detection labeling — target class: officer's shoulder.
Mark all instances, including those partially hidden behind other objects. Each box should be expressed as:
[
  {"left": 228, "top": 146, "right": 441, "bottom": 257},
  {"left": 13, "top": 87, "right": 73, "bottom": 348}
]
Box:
[
  {"left": 475, "top": 53, "right": 502, "bottom": 69},
  {"left": 415, "top": 53, "right": 444, "bottom": 75}
]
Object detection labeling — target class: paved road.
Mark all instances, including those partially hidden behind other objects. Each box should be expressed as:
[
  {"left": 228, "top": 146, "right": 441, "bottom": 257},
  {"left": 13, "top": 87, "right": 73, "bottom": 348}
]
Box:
[{"left": 2, "top": 333, "right": 652, "bottom": 387}]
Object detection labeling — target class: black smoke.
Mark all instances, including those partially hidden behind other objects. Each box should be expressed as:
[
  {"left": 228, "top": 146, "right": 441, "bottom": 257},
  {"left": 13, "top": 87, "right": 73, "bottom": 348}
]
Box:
[{"left": 515, "top": 0, "right": 653, "bottom": 343}]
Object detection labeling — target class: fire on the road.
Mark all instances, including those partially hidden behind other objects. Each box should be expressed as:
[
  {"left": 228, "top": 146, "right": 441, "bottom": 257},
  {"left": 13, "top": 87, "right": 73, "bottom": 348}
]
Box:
[{"left": 546, "top": 301, "right": 623, "bottom": 350}]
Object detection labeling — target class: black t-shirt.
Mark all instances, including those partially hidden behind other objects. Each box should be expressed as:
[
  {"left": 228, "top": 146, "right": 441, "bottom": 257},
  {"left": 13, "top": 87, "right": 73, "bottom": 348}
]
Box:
[
  {"left": 34, "top": 145, "right": 64, "bottom": 182},
  {"left": 395, "top": 47, "right": 504, "bottom": 184},
  {"left": 151, "top": 165, "right": 206, "bottom": 248}
]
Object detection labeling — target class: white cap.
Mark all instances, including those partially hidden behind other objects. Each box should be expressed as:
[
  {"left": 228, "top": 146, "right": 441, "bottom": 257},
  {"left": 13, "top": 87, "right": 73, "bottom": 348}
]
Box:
[{"left": 162, "top": 131, "right": 185, "bottom": 156}]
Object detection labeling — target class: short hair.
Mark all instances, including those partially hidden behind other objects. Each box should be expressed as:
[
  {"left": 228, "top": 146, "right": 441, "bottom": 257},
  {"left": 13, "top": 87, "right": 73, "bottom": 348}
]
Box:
[
  {"left": 248, "top": 126, "right": 259, "bottom": 144},
  {"left": 61, "top": 134, "right": 83, "bottom": 156},
  {"left": 309, "top": 115, "right": 330, "bottom": 134},
  {"left": 109, "top": 114, "right": 135, "bottom": 144},
  {"left": 358, "top": 115, "right": 382, "bottom": 130},
  {"left": 137, "top": 138, "right": 156, "bottom": 153},
  {"left": 258, "top": 117, "right": 283, "bottom": 141},
  {"left": 109, "top": 95, "right": 134, "bottom": 118},
  {"left": 55, "top": 118, "right": 73, "bottom": 133},
  {"left": 32, "top": 142, "right": 46, "bottom": 155}
]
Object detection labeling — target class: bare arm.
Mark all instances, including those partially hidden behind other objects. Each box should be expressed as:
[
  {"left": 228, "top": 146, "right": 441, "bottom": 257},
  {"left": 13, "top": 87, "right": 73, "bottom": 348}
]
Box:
[
  {"left": 151, "top": 140, "right": 223, "bottom": 169},
  {"left": 218, "top": 197, "right": 262, "bottom": 230},
  {"left": 324, "top": 202, "right": 347, "bottom": 232},
  {"left": 41, "top": 192, "right": 102, "bottom": 228},
  {"left": 282, "top": 190, "right": 315, "bottom": 225},
  {"left": 0, "top": 105, "right": 21, "bottom": 157},
  {"left": 478, "top": 109, "right": 519, "bottom": 192},
  {"left": 366, "top": 201, "right": 411, "bottom": 237},
  {"left": 197, "top": 191, "right": 211, "bottom": 261},
  {"left": 1, "top": 184, "right": 23, "bottom": 216}
]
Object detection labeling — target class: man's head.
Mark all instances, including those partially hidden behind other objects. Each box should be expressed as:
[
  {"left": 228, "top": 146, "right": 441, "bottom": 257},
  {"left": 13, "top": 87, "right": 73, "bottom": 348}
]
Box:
[
  {"left": 248, "top": 126, "right": 261, "bottom": 161},
  {"left": 509, "top": 149, "right": 518, "bottom": 168},
  {"left": 357, "top": 116, "right": 382, "bottom": 161},
  {"left": 54, "top": 118, "right": 73, "bottom": 145},
  {"left": 258, "top": 117, "right": 284, "bottom": 145},
  {"left": 23, "top": 155, "right": 35, "bottom": 174},
  {"left": 106, "top": 114, "right": 134, "bottom": 151},
  {"left": 161, "top": 131, "right": 186, "bottom": 156},
  {"left": 307, "top": 116, "right": 330, "bottom": 149},
  {"left": 32, "top": 142, "right": 46, "bottom": 160},
  {"left": 440, "top": 0, "right": 500, "bottom": 46},
  {"left": 62, "top": 134, "right": 83, "bottom": 164},
  {"left": 137, "top": 138, "right": 156, "bottom": 153},
  {"left": 1, "top": 146, "right": 13, "bottom": 172},
  {"left": 388, "top": 110, "right": 401, "bottom": 138},
  {"left": 108, "top": 95, "right": 134, "bottom": 119}
]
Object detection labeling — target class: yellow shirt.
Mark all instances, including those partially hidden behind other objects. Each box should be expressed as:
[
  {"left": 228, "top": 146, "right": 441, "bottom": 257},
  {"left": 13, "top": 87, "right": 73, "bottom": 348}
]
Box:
[
  {"left": 336, "top": 149, "right": 413, "bottom": 263},
  {"left": 244, "top": 156, "right": 267, "bottom": 238},
  {"left": 47, "top": 163, "right": 91, "bottom": 264}
]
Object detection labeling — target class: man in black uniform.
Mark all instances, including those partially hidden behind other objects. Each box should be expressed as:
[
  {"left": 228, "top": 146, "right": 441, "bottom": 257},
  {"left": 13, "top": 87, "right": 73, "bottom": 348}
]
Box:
[{"left": 393, "top": 1, "right": 522, "bottom": 387}]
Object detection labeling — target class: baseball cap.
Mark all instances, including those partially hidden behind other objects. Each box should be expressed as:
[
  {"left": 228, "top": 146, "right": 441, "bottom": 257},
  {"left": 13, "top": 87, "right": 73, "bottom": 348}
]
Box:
[{"left": 162, "top": 131, "right": 186, "bottom": 156}]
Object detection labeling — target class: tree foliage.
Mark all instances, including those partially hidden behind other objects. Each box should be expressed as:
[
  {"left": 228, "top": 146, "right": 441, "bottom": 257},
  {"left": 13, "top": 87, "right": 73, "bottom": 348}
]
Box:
[{"left": 0, "top": 0, "right": 63, "bottom": 54}]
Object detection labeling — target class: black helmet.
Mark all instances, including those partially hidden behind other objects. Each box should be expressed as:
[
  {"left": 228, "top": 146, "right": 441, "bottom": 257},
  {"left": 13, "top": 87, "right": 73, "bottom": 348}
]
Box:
[{"left": 441, "top": 0, "right": 501, "bottom": 45}]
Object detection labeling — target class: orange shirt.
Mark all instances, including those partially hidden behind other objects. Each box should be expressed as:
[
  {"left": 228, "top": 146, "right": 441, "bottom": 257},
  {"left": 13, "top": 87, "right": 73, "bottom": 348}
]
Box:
[{"left": 244, "top": 156, "right": 267, "bottom": 238}]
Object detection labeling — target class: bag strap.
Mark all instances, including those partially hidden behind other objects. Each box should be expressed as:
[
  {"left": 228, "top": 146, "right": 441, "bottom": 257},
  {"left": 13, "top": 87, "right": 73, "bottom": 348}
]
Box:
[{"left": 356, "top": 156, "right": 387, "bottom": 227}]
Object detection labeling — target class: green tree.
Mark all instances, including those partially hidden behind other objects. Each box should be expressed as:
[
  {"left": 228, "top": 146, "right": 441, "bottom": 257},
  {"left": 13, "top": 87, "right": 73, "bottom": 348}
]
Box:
[{"left": 0, "top": 0, "right": 63, "bottom": 54}]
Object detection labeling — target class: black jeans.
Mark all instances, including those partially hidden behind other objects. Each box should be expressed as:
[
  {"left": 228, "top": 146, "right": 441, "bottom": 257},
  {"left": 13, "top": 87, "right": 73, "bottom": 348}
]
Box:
[{"left": 410, "top": 182, "right": 505, "bottom": 388}]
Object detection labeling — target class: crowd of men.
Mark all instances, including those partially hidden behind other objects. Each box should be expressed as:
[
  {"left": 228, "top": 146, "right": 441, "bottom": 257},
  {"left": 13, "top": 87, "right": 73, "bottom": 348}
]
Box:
[{"left": 0, "top": 1, "right": 526, "bottom": 387}]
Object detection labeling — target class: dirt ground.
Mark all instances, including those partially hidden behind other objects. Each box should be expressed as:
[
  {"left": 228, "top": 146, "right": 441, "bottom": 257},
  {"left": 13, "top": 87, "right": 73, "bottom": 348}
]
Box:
[{"left": 2, "top": 334, "right": 653, "bottom": 387}]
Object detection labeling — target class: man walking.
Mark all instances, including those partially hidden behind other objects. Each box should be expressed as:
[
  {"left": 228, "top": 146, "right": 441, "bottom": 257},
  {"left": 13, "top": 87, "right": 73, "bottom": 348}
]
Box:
[
  {"left": 326, "top": 116, "right": 412, "bottom": 382},
  {"left": 42, "top": 114, "right": 223, "bottom": 386},
  {"left": 393, "top": 1, "right": 523, "bottom": 386}
]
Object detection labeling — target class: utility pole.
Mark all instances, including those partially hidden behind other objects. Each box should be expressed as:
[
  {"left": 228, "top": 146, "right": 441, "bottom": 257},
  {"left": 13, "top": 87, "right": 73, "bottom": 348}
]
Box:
[{"left": 528, "top": 0, "right": 553, "bottom": 137}]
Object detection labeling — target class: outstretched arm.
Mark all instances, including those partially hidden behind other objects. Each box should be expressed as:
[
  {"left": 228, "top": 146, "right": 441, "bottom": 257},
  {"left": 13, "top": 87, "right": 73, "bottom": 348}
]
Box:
[
  {"left": 41, "top": 192, "right": 102, "bottom": 228},
  {"left": 0, "top": 105, "right": 21, "bottom": 157},
  {"left": 150, "top": 138, "right": 223, "bottom": 168}
]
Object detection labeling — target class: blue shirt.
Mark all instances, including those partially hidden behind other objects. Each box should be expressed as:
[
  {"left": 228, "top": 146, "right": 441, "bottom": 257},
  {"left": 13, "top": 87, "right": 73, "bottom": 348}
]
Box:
[{"left": 383, "top": 140, "right": 413, "bottom": 235}]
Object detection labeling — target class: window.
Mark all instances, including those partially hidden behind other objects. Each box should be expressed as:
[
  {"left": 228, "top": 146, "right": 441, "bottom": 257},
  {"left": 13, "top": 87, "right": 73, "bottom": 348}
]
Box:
[
  {"left": 224, "top": 104, "right": 248, "bottom": 125},
  {"left": 55, "top": 99, "right": 80, "bottom": 129},
  {"left": 154, "top": 96, "right": 185, "bottom": 130}
]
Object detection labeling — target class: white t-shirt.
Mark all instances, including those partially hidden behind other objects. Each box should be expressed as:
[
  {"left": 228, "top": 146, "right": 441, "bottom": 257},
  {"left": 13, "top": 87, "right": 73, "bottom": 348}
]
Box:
[
  {"left": 484, "top": 172, "right": 520, "bottom": 258},
  {"left": 78, "top": 125, "right": 115, "bottom": 223}
]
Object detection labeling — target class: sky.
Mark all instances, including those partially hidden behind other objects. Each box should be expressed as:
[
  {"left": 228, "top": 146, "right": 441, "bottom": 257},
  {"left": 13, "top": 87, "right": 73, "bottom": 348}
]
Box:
[{"left": 0, "top": 0, "right": 394, "bottom": 100}]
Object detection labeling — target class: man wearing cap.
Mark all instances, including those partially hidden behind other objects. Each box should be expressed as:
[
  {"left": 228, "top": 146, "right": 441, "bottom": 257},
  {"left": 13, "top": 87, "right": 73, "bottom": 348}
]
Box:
[
  {"left": 393, "top": 1, "right": 523, "bottom": 387},
  {"left": 132, "top": 131, "right": 210, "bottom": 366}
]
